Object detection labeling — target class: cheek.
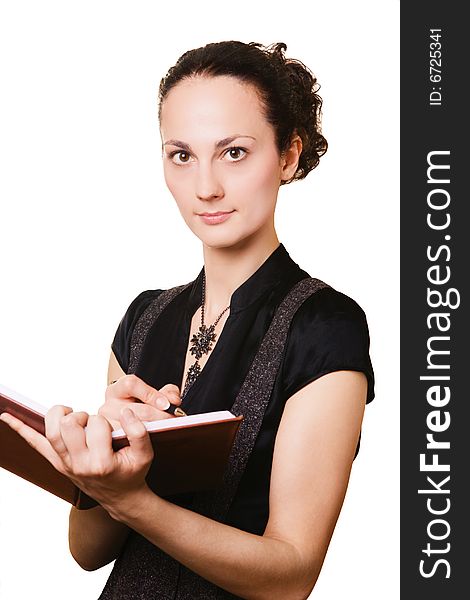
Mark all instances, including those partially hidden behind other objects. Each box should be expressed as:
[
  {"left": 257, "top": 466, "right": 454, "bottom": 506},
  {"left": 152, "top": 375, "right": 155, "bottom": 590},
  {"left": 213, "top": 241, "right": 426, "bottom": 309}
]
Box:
[
  {"left": 163, "top": 165, "right": 191, "bottom": 210},
  {"left": 239, "top": 150, "right": 280, "bottom": 190},
  {"left": 234, "top": 154, "right": 281, "bottom": 209}
]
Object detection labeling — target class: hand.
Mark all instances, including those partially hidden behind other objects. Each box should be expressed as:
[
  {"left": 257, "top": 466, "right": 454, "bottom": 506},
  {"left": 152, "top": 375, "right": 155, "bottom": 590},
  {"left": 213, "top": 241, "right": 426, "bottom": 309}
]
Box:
[
  {"left": 98, "top": 375, "right": 183, "bottom": 430},
  {"left": 0, "top": 404, "right": 154, "bottom": 512}
]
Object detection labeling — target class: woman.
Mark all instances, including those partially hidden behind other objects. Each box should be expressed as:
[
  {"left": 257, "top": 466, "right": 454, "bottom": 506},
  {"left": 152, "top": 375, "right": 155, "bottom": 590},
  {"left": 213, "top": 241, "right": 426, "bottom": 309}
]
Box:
[{"left": 0, "top": 41, "right": 374, "bottom": 599}]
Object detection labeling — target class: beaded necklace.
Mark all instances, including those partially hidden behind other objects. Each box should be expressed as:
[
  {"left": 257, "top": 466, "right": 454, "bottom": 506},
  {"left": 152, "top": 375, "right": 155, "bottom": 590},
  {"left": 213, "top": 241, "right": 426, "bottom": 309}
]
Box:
[{"left": 181, "top": 272, "right": 230, "bottom": 399}]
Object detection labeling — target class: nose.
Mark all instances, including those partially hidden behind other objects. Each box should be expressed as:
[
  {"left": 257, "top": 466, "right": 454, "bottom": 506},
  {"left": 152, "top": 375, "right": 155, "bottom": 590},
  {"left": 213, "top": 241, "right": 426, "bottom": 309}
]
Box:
[{"left": 195, "top": 160, "right": 224, "bottom": 201}]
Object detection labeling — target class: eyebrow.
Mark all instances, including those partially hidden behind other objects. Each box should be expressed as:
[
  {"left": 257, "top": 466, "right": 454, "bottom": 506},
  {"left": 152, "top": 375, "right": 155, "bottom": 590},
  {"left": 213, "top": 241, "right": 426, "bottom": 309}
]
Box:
[{"left": 163, "top": 134, "right": 256, "bottom": 151}]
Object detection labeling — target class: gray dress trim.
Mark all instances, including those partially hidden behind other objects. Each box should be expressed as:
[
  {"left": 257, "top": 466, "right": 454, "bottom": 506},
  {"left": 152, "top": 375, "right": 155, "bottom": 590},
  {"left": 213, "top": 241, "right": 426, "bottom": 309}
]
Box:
[{"left": 128, "top": 283, "right": 193, "bottom": 375}]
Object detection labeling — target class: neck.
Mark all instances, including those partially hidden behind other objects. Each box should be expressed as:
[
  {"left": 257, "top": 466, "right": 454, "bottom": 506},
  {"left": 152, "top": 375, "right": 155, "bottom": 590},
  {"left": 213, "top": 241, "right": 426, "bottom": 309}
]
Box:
[{"left": 201, "top": 229, "right": 280, "bottom": 320}]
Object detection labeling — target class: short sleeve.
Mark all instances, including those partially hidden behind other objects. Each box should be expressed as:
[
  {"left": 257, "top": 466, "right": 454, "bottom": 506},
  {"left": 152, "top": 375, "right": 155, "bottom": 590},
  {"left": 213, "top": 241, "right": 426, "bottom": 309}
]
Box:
[
  {"left": 282, "top": 287, "right": 375, "bottom": 404},
  {"left": 111, "top": 289, "right": 164, "bottom": 373}
]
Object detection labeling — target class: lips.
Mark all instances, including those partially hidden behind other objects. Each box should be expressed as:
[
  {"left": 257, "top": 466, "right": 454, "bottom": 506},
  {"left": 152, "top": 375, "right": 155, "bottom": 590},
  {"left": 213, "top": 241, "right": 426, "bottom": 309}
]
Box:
[
  {"left": 198, "top": 211, "right": 234, "bottom": 216},
  {"left": 197, "top": 210, "right": 235, "bottom": 225}
]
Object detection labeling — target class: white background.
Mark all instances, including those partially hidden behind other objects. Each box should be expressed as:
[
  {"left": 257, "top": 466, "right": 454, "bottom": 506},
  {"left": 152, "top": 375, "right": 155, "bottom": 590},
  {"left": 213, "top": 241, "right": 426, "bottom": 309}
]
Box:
[{"left": 0, "top": 1, "right": 399, "bottom": 598}]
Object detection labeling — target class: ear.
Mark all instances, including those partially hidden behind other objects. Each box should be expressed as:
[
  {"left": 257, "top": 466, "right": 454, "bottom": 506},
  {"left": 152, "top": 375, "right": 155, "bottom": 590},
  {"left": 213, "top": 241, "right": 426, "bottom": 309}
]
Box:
[{"left": 280, "top": 134, "right": 303, "bottom": 182}]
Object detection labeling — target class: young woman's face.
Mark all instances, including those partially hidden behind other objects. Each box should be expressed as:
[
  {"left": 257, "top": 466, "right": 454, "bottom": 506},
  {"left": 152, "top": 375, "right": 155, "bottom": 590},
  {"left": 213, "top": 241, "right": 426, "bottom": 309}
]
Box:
[{"left": 159, "top": 75, "right": 284, "bottom": 249}]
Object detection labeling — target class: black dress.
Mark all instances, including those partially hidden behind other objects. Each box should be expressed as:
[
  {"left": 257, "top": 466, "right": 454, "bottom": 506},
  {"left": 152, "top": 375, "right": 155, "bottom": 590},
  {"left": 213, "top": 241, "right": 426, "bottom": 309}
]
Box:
[{"left": 99, "top": 242, "right": 375, "bottom": 598}]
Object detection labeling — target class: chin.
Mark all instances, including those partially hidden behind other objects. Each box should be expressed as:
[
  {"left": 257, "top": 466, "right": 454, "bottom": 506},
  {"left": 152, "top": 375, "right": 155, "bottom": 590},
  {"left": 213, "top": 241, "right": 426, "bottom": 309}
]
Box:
[
  {"left": 199, "top": 230, "right": 264, "bottom": 252},
  {"left": 199, "top": 236, "right": 241, "bottom": 250}
]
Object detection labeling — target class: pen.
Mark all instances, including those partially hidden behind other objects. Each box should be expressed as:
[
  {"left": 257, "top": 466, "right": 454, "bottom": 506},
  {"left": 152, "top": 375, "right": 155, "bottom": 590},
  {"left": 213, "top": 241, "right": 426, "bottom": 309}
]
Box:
[{"left": 164, "top": 403, "right": 187, "bottom": 417}]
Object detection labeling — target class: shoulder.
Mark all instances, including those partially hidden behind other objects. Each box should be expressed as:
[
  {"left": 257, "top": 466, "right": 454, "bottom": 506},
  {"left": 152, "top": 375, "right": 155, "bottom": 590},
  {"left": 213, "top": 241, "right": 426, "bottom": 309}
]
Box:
[
  {"left": 290, "top": 285, "right": 370, "bottom": 337},
  {"left": 282, "top": 284, "right": 374, "bottom": 404},
  {"left": 111, "top": 288, "right": 166, "bottom": 373},
  {"left": 125, "top": 288, "right": 166, "bottom": 315},
  {"left": 110, "top": 279, "right": 195, "bottom": 373},
  {"left": 117, "top": 288, "right": 168, "bottom": 331}
]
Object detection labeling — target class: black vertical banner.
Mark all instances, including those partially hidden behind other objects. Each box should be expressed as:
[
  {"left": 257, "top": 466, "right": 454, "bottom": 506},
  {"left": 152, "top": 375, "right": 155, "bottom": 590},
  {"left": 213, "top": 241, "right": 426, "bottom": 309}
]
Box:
[{"left": 401, "top": 3, "right": 468, "bottom": 599}]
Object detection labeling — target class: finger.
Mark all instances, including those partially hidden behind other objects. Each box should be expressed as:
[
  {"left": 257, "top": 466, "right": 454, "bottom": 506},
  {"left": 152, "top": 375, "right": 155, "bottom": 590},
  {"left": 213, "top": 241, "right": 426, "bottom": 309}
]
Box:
[
  {"left": 126, "top": 404, "right": 174, "bottom": 422},
  {"left": 0, "top": 412, "right": 63, "bottom": 471},
  {"left": 159, "top": 384, "right": 182, "bottom": 405},
  {"left": 98, "top": 400, "right": 172, "bottom": 428},
  {"left": 45, "top": 405, "right": 74, "bottom": 456},
  {"left": 97, "top": 403, "right": 122, "bottom": 422},
  {"left": 59, "top": 411, "right": 90, "bottom": 458},
  {"left": 119, "top": 408, "right": 154, "bottom": 464},
  {"left": 85, "top": 415, "right": 114, "bottom": 471},
  {"left": 114, "top": 375, "right": 171, "bottom": 411},
  {"left": 99, "top": 412, "right": 122, "bottom": 431}
]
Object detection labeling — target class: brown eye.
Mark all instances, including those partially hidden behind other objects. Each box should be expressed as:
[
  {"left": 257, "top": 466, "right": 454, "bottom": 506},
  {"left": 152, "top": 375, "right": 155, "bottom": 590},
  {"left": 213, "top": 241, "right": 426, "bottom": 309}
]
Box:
[
  {"left": 176, "top": 151, "right": 190, "bottom": 163},
  {"left": 169, "top": 150, "right": 191, "bottom": 164},
  {"left": 225, "top": 147, "right": 247, "bottom": 161}
]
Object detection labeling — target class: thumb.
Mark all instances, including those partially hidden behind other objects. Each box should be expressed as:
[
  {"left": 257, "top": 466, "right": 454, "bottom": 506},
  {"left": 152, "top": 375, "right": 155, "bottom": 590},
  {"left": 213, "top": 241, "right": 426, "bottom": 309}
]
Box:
[{"left": 119, "top": 407, "right": 154, "bottom": 464}]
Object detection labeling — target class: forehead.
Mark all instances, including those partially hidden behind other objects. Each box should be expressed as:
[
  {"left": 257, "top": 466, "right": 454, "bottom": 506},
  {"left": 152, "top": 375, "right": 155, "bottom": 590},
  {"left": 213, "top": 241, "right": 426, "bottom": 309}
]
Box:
[{"left": 160, "top": 75, "right": 270, "bottom": 139}]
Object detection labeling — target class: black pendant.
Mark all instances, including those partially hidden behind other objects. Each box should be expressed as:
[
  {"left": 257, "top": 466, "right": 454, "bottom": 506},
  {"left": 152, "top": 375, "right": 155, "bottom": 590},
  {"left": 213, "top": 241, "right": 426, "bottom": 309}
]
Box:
[
  {"left": 183, "top": 361, "right": 201, "bottom": 395},
  {"left": 189, "top": 324, "right": 217, "bottom": 360}
]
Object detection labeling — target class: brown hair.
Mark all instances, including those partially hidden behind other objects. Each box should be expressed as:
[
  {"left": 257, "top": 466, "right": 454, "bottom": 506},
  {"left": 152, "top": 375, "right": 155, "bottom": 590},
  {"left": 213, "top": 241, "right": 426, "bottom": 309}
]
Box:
[{"left": 158, "top": 41, "right": 328, "bottom": 185}]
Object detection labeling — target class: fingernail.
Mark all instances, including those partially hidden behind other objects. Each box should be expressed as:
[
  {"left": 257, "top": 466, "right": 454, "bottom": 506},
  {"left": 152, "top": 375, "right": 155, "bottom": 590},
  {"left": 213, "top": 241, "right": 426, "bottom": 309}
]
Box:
[{"left": 156, "top": 397, "right": 170, "bottom": 411}]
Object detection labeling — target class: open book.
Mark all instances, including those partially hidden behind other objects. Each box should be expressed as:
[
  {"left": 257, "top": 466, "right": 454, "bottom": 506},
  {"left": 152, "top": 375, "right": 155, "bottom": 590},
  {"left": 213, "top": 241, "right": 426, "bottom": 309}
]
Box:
[{"left": 0, "top": 382, "right": 243, "bottom": 509}]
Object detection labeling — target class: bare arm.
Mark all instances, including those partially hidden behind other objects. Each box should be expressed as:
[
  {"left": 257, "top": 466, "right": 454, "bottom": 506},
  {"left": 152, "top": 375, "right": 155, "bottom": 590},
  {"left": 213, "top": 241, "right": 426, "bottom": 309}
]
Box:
[
  {"left": 104, "top": 370, "right": 367, "bottom": 599},
  {"left": 68, "top": 350, "right": 130, "bottom": 571},
  {"left": 69, "top": 504, "right": 131, "bottom": 571}
]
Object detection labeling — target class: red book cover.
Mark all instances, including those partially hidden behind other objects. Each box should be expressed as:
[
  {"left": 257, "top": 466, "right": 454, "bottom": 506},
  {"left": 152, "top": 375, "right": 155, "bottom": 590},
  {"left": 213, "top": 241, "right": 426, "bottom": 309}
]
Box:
[{"left": 0, "top": 382, "right": 243, "bottom": 509}]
